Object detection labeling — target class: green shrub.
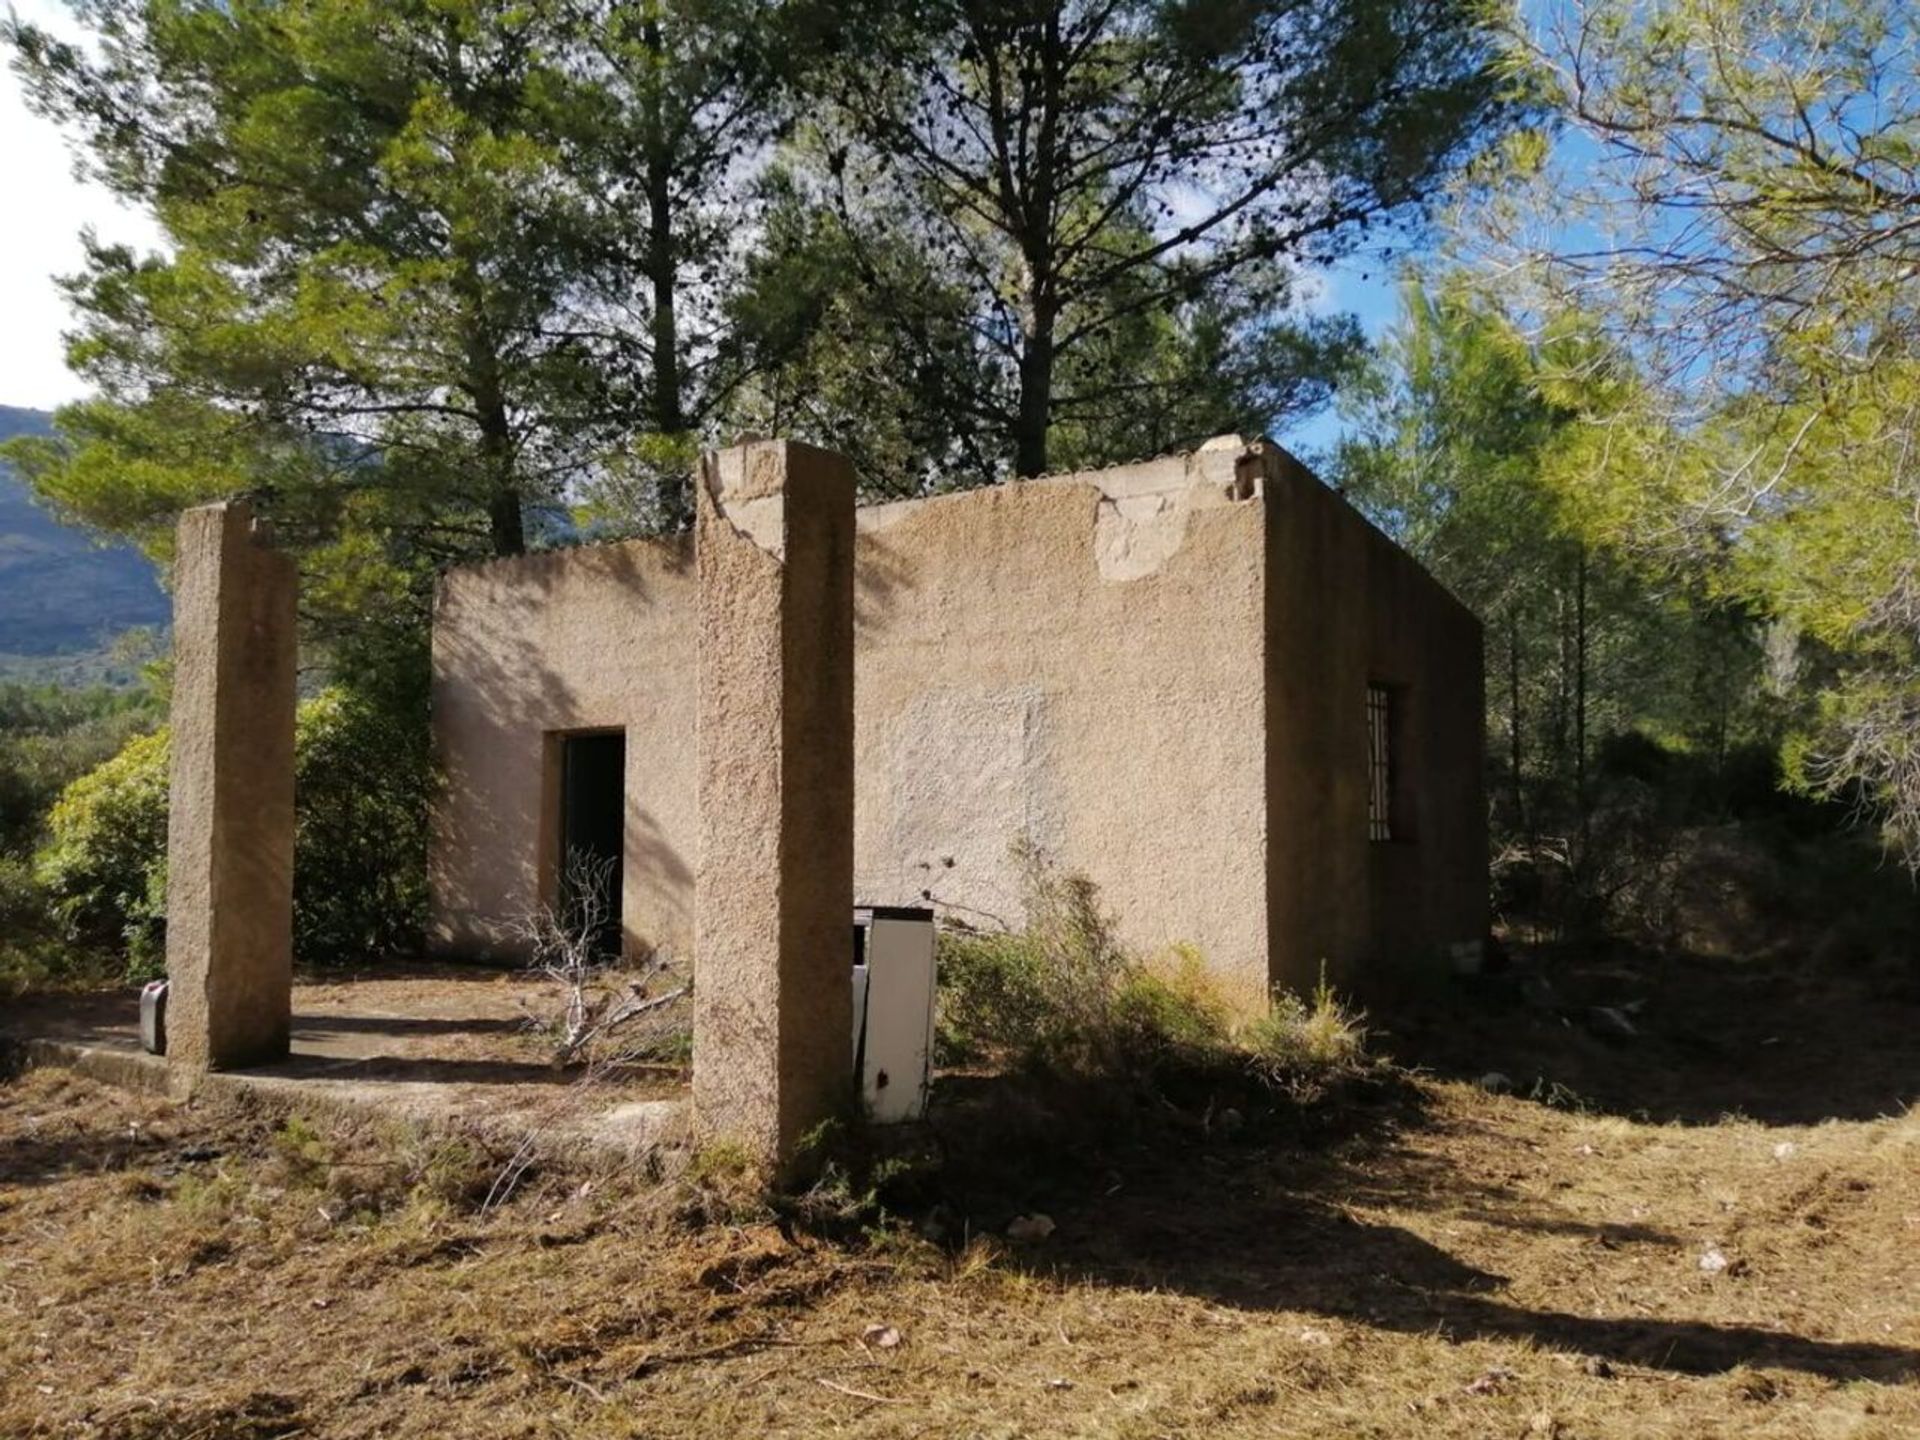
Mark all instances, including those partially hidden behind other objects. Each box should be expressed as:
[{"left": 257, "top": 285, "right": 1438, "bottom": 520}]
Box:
[
  {"left": 1242, "top": 964, "right": 1369, "bottom": 1088},
  {"left": 270, "top": 1115, "right": 334, "bottom": 1189},
  {"left": 934, "top": 842, "right": 1138, "bottom": 1074},
  {"left": 33, "top": 686, "right": 432, "bottom": 978},
  {"left": 1112, "top": 945, "right": 1235, "bottom": 1064},
  {"left": 37, "top": 727, "right": 170, "bottom": 968},
  {"left": 935, "top": 845, "right": 1366, "bottom": 1093},
  {"left": 291, "top": 688, "right": 431, "bottom": 963},
  {"left": 0, "top": 680, "right": 161, "bottom": 857},
  {"left": 0, "top": 854, "right": 66, "bottom": 993},
  {"left": 934, "top": 927, "right": 1052, "bottom": 1065}
]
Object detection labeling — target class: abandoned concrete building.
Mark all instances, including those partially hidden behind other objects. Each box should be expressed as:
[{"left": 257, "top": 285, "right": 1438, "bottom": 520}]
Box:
[
  {"left": 428, "top": 435, "right": 1486, "bottom": 1003},
  {"left": 147, "top": 434, "right": 1482, "bottom": 1163}
]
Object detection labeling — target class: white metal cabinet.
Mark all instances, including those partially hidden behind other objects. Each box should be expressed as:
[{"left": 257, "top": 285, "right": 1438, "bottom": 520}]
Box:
[{"left": 851, "top": 905, "right": 936, "bottom": 1123}]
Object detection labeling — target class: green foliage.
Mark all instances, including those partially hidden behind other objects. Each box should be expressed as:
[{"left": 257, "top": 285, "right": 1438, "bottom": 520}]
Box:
[
  {"left": 0, "top": 679, "right": 162, "bottom": 858},
  {"left": 0, "top": 673, "right": 161, "bottom": 988},
  {"left": 807, "top": 0, "right": 1515, "bottom": 477},
  {"left": 935, "top": 842, "right": 1134, "bottom": 1076},
  {"left": 936, "top": 845, "right": 1368, "bottom": 1091},
  {"left": 1109, "top": 946, "right": 1236, "bottom": 1069},
  {"left": 1474, "top": 0, "right": 1920, "bottom": 866},
  {"left": 1335, "top": 278, "right": 1774, "bottom": 925},
  {"left": 292, "top": 688, "right": 433, "bottom": 963},
  {"left": 0, "top": 855, "right": 65, "bottom": 995},
  {"left": 37, "top": 727, "right": 172, "bottom": 971},
  {"left": 270, "top": 1116, "right": 334, "bottom": 1190},
  {"left": 2, "top": 0, "right": 632, "bottom": 559},
  {"left": 269, "top": 1113, "right": 490, "bottom": 1217},
  {"left": 33, "top": 686, "right": 433, "bottom": 979},
  {"left": 1242, "top": 965, "right": 1369, "bottom": 1087}
]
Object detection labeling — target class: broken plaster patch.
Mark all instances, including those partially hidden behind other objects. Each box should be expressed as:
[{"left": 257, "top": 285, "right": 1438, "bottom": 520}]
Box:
[
  {"left": 703, "top": 446, "right": 788, "bottom": 561},
  {"left": 1094, "top": 491, "right": 1190, "bottom": 582}
]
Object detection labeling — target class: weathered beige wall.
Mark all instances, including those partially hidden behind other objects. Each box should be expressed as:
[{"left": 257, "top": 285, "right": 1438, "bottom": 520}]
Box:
[
  {"left": 428, "top": 437, "right": 1485, "bottom": 998},
  {"left": 428, "top": 538, "right": 696, "bottom": 962},
  {"left": 853, "top": 442, "right": 1274, "bottom": 996},
  {"left": 1262, "top": 447, "right": 1487, "bottom": 992}
]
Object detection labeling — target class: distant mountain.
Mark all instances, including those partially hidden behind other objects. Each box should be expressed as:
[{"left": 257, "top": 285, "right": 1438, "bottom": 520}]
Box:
[{"left": 0, "top": 405, "right": 169, "bottom": 657}]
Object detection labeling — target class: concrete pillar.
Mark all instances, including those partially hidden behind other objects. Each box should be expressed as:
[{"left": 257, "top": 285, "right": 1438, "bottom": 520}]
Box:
[
  {"left": 692, "top": 440, "right": 855, "bottom": 1165},
  {"left": 165, "top": 499, "right": 298, "bottom": 1080}
]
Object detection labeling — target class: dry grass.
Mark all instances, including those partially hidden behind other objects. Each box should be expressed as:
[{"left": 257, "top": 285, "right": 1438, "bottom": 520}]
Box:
[{"left": 3, "top": 993, "right": 1917, "bottom": 1440}]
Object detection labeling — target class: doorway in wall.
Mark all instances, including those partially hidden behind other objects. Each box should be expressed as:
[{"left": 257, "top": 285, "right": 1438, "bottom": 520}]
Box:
[{"left": 558, "top": 730, "right": 625, "bottom": 960}]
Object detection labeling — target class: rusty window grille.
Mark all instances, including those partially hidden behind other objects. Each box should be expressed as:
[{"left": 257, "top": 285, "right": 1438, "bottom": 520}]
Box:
[{"left": 1367, "top": 684, "right": 1393, "bottom": 842}]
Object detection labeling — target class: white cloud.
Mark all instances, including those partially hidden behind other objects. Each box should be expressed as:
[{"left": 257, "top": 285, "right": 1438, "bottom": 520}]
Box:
[{"left": 1, "top": 0, "right": 165, "bottom": 411}]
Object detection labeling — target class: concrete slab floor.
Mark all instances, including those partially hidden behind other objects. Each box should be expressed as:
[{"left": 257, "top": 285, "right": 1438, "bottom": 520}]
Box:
[{"left": 0, "top": 965, "right": 691, "bottom": 1158}]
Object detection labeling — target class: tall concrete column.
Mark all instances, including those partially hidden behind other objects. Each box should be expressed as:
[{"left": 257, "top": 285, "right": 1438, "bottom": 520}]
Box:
[
  {"left": 165, "top": 499, "right": 298, "bottom": 1081},
  {"left": 693, "top": 440, "right": 855, "bottom": 1165}
]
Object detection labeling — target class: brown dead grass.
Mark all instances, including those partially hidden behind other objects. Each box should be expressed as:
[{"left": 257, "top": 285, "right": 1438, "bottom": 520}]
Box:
[{"left": 2, "top": 1024, "right": 1916, "bottom": 1440}]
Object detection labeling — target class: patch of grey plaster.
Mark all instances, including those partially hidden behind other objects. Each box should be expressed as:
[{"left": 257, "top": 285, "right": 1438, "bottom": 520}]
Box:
[{"left": 859, "top": 686, "right": 1064, "bottom": 926}]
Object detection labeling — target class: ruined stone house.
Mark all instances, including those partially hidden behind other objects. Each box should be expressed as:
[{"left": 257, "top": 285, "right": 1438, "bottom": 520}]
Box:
[{"left": 427, "top": 435, "right": 1486, "bottom": 999}]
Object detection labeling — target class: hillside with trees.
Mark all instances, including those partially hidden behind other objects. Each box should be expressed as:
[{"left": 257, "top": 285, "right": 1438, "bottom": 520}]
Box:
[{"left": 0, "top": 406, "right": 166, "bottom": 668}]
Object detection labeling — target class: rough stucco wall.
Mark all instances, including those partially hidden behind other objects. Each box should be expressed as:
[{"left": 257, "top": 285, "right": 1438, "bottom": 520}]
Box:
[
  {"left": 428, "top": 439, "right": 1484, "bottom": 1002},
  {"left": 853, "top": 445, "right": 1273, "bottom": 997},
  {"left": 166, "top": 500, "right": 297, "bottom": 1075},
  {"left": 1263, "top": 449, "right": 1487, "bottom": 992},
  {"left": 428, "top": 538, "right": 695, "bottom": 962}
]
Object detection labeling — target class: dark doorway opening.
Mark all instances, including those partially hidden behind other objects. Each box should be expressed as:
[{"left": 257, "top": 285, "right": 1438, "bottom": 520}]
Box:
[{"left": 559, "top": 730, "right": 625, "bottom": 960}]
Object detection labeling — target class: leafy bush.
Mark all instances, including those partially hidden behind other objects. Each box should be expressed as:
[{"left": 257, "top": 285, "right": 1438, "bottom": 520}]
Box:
[
  {"left": 0, "top": 854, "right": 69, "bottom": 994},
  {"left": 0, "top": 680, "right": 161, "bottom": 857},
  {"left": 291, "top": 688, "right": 431, "bottom": 963},
  {"left": 33, "top": 686, "right": 432, "bottom": 978},
  {"left": 935, "top": 842, "right": 1139, "bottom": 1075},
  {"left": 1112, "top": 945, "right": 1235, "bottom": 1065},
  {"left": 37, "top": 727, "right": 170, "bottom": 971},
  {"left": 935, "top": 844, "right": 1367, "bottom": 1092}
]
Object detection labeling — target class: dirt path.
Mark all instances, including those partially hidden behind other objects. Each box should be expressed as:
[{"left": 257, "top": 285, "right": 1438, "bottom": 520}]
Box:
[{"left": 2, "top": 1042, "right": 1914, "bottom": 1438}]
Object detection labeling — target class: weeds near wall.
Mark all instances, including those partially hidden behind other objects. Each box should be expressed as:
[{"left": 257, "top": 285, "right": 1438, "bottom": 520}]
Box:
[
  {"left": 1241, "top": 964, "right": 1369, "bottom": 1095},
  {"left": 936, "top": 842, "right": 1372, "bottom": 1097}
]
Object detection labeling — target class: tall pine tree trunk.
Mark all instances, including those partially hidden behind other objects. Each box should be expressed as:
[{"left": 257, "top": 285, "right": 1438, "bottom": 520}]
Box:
[
  {"left": 1574, "top": 548, "right": 1590, "bottom": 852},
  {"left": 643, "top": 17, "right": 689, "bottom": 529},
  {"left": 1014, "top": 317, "right": 1056, "bottom": 478},
  {"left": 1508, "top": 611, "right": 1529, "bottom": 844}
]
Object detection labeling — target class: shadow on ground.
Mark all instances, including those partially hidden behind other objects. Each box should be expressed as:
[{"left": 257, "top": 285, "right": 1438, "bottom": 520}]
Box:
[
  {"left": 1371, "top": 941, "right": 1920, "bottom": 1126},
  {"left": 0, "top": 963, "right": 569, "bottom": 1089},
  {"left": 907, "top": 1067, "right": 1920, "bottom": 1388}
]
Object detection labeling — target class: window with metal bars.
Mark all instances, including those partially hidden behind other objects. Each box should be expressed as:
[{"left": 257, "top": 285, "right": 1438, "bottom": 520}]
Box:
[{"left": 1367, "top": 684, "right": 1394, "bottom": 842}]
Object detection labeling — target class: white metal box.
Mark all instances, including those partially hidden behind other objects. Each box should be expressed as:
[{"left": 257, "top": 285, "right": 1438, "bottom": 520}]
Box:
[{"left": 851, "top": 905, "right": 936, "bottom": 1123}]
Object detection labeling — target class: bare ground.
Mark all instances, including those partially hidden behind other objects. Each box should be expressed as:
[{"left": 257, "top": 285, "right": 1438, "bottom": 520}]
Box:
[{"left": 2, "top": 949, "right": 1917, "bottom": 1439}]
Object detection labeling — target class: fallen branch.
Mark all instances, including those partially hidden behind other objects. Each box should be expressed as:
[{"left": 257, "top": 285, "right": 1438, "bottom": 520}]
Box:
[{"left": 815, "top": 1377, "right": 907, "bottom": 1405}]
